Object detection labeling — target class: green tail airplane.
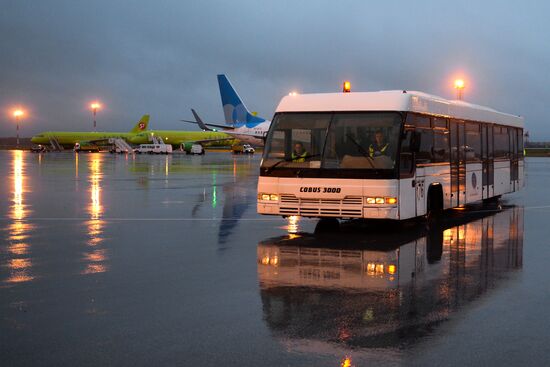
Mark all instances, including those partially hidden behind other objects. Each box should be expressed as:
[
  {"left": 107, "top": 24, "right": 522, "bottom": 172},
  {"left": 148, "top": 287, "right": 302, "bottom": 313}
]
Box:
[
  {"left": 127, "top": 130, "right": 234, "bottom": 149},
  {"left": 31, "top": 115, "right": 151, "bottom": 148},
  {"left": 31, "top": 115, "right": 235, "bottom": 150}
]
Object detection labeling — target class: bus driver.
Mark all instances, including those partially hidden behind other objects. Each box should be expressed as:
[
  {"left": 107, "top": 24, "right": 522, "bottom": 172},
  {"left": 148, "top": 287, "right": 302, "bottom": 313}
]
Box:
[
  {"left": 292, "top": 142, "right": 308, "bottom": 162},
  {"left": 369, "top": 130, "right": 390, "bottom": 158}
]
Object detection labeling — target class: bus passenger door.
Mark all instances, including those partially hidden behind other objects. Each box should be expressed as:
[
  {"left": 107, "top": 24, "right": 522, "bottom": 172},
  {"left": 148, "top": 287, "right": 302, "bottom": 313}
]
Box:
[
  {"left": 481, "top": 124, "right": 494, "bottom": 199},
  {"left": 399, "top": 129, "right": 416, "bottom": 219},
  {"left": 458, "top": 123, "right": 466, "bottom": 202},
  {"left": 510, "top": 129, "right": 519, "bottom": 191},
  {"left": 450, "top": 120, "right": 465, "bottom": 206}
]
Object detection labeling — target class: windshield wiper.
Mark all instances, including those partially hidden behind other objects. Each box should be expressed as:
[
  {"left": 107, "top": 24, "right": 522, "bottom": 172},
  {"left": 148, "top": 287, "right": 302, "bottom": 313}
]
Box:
[
  {"left": 346, "top": 134, "right": 370, "bottom": 158},
  {"left": 263, "top": 154, "right": 321, "bottom": 174},
  {"left": 346, "top": 134, "right": 375, "bottom": 168}
]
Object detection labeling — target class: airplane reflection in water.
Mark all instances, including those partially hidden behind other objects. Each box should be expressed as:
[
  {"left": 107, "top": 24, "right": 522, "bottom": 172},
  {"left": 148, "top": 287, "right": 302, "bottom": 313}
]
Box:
[
  {"left": 3, "top": 151, "right": 35, "bottom": 284},
  {"left": 82, "top": 155, "right": 108, "bottom": 274},
  {"left": 257, "top": 207, "right": 523, "bottom": 352},
  {"left": 217, "top": 158, "right": 255, "bottom": 246}
]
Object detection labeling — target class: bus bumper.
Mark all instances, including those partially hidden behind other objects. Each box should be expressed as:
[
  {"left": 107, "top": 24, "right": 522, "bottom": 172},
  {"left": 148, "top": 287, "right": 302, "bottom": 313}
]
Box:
[{"left": 257, "top": 202, "right": 399, "bottom": 220}]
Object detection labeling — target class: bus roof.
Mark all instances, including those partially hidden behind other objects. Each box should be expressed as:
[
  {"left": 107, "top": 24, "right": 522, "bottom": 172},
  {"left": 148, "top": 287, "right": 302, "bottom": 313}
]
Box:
[{"left": 276, "top": 90, "right": 524, "bottom": 128}]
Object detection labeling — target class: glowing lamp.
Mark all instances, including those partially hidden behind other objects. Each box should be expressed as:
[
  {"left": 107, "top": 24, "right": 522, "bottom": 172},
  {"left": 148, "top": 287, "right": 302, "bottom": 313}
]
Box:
[
  {"left": 454, "top": 79, "right": 465, "bottom": 100},
  {"left": 342, "top": 357, "right": 352, "bottom": 367},
  {"left": 13, "top": 110, "right": 24, "bottom": 118},
  {"left": 386, "top": 197, "right": 398, "bottom": 204},
  {"left": 90, "top": 102, "right": 101, "bottom": 110},
  {"left": 343, "top": 81, "right": 351, "bottom": 93}
]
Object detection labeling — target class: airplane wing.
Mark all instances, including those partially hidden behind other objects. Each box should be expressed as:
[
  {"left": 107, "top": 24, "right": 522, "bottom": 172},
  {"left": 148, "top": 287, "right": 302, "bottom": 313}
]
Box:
[
  {"left": 180, "top": 108, "right": 236, "bottom": 131},
  {"left": 220, "top": 130, "right": 267, "bottom": 139},
  {"left": 179, "top": 120, "right": 235, "bottom": 130},
  {"left": 176, "top": 137, "right": 236, "bottom": 146}
]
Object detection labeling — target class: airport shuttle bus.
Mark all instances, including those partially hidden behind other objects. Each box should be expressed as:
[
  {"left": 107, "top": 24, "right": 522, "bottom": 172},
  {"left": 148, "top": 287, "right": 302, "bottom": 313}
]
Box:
[{"left": 258, "top": 90, "right": 524, "bottom": 220}]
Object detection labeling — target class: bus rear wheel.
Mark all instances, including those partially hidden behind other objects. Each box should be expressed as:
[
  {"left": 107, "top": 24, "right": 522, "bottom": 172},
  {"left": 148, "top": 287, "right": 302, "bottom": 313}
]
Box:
[
  {"left": 482, "top": 195, "right": 501, "bottom": 205},
  {"left": 426, "top": 186, "right": 443, "bottom": 223}
]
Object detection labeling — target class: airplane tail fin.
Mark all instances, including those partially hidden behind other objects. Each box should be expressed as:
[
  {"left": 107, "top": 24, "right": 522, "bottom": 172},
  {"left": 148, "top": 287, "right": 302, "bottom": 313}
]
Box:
[
  {"left": 130, "top": 114, "right": 150, "bottom": 133},
  {"left": 217, "top": 74, "right": 265, "bottom": 126}
]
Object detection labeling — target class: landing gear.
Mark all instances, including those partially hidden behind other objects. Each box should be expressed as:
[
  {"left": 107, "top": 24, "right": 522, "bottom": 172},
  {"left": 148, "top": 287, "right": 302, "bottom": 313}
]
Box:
[{"left": 314, "top": 217, "right": 340, "bottom": 233}]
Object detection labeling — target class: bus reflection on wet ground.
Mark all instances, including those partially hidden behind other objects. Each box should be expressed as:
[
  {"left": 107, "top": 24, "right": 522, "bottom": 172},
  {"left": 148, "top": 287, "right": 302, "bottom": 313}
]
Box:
[{"left": 258, "top": 207, "right": 523, "bottom": 363}]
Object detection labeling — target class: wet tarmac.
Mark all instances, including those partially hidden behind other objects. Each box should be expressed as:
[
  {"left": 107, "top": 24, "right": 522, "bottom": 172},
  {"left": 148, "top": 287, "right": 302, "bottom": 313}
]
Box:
[{"left": 0, "top": 151, "right": 548, "bottom": 366}]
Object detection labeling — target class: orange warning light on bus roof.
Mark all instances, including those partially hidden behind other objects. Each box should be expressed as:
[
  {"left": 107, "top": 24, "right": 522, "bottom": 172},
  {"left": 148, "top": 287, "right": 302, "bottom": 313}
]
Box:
[{"left": 343, "top": 81, "right": 351, "bottom": 93}]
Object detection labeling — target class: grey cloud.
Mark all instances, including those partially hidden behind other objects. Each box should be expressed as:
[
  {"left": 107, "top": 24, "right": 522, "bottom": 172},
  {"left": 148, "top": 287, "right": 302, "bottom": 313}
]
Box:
[{"left": 1, "top": 0, "right": 549, "bottom": 138}]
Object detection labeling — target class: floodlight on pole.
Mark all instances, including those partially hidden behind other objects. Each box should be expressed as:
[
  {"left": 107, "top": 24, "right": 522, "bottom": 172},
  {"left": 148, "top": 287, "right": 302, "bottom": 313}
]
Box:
[
  {"left": 454, "top": 79, "right": 465, "bottom": 100},
  {"left": 13, "top": 109, "right": 24, "bottom": 148},
  {"left": 90, "top": 102, "right": 101, "bottom": 131}
]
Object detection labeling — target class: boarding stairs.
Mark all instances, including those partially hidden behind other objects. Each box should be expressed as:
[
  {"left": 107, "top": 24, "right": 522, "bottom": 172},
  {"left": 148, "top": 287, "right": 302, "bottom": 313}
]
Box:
[
  {"left": 49, "top": 136, "right": 64, "bottom": 151},
  {"left": 109, "top": 138, "right": 133, "bottom": 153},
  {"left": 150, "top": 135, "right": 166, "bottom": 145}
]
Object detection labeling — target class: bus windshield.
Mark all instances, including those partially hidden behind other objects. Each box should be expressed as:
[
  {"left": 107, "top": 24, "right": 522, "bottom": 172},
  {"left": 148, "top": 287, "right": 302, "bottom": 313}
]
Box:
[{"left": 262, "top": 112, "right": 402, "bottom": 173}]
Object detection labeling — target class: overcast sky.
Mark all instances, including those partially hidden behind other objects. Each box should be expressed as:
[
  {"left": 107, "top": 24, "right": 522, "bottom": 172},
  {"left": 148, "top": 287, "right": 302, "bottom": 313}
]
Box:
[{"left": 1, "top": 0, "right": 549, "bottom": 139}]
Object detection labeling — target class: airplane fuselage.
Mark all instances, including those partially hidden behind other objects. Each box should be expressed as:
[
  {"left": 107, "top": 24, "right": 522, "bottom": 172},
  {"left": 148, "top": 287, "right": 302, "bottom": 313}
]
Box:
[
  {"left": 226, "top": 121, "right": 271, "bottom": 146},
  {"left": 31, "top": 131, "right": 135, "bottom": 148},
  {"left": 128, "top": 130, "right": 234, "bottom": 147}
]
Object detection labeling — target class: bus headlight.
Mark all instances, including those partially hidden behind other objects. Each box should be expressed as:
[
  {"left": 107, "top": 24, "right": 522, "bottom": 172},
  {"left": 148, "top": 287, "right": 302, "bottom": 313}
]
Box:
[
  {"left": 365, "top": 197, "right": 398, "bottom": 205},
  {"left": 258, "top": 193, "right": 279, "bottom": 201}
]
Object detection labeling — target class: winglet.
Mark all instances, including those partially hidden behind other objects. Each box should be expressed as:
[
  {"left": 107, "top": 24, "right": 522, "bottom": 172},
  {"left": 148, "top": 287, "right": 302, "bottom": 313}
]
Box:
[
  {"left": 130, "top": 114, "right": 150, "bottom": 133},
  {"left": 191, "top": 109, "right": 212, "bottom": 131}
]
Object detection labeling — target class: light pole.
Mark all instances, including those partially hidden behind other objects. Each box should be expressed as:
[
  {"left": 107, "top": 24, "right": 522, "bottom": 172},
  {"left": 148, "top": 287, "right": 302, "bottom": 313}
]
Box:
[
  {"left": 454, "top": 79, "right": 465, "bottom": 100},
  {"left": 13, "top": 109, "right": 24, "bottom": 148},
  {"left": 90, "top": 102, "right": 101, "bottom": 131}
]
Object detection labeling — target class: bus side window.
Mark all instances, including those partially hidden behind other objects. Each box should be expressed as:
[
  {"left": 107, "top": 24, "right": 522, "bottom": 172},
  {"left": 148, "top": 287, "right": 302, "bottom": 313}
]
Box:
[
  {"left": 433, "top": 131, "right": 449, "bottom": 162},
  {"left": 407, "top": 113, "right": 430, "bottom": 128},
  {"left": 494, "top": 126, "right": 509, "bottom": 158},
  {"left": 415, "top": 128, "right": 433, "bottom": 164},
  {"left": 465, "top": 122, "right": 481, "bottom": 162}
]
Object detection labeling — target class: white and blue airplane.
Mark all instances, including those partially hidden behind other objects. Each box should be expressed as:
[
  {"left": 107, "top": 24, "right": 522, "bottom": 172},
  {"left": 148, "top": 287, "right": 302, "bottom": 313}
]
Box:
[{"left": 182, "top": 74, "right": 271, "bottom": 146}]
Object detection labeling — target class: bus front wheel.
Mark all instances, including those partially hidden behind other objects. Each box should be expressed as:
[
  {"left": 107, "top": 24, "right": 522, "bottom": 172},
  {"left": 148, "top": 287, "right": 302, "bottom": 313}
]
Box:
[{"left": 315, "top": 217, "right": 340, "bottom": 233}]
